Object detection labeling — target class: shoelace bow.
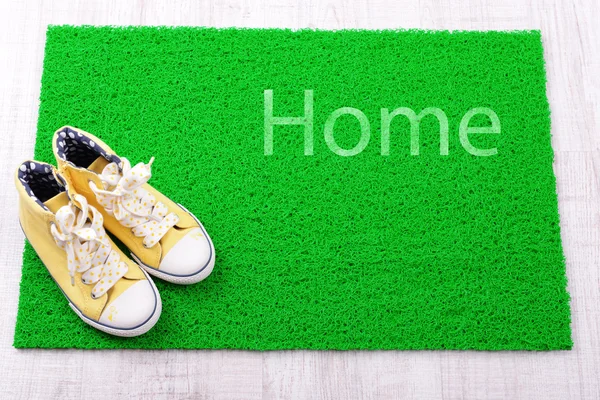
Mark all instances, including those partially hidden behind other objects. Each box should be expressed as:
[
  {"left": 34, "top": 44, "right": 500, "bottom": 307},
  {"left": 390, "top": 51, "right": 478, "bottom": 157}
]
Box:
[
  {"left": 88, "top": 157, "right": 179, "bottom": 248},
  {"left": 51, "top": 194, "right": 128, "bottom": 298}
]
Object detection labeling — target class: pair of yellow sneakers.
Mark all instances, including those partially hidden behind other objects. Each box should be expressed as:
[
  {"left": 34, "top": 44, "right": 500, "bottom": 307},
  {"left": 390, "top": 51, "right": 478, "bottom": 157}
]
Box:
[{"left": 15, "top": 127, "right": 215, "bottom": 337}]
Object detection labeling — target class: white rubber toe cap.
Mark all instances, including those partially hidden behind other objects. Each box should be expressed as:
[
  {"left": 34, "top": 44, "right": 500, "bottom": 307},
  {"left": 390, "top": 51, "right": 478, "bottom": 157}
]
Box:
[
  {"left": 159, "top": 227, "right": 212, "bottom": 276},
  {"left": 99, "top": 280, "right": 158, "bottom": 329}
]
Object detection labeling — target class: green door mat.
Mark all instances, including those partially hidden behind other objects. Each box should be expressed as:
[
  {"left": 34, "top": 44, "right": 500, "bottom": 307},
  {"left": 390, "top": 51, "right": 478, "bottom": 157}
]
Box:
[{"left": 15, "top": 26, "right": 571, "bottom": 350}]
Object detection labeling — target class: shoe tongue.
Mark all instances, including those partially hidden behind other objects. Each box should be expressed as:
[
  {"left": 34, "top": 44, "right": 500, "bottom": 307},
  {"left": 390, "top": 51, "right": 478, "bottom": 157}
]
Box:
[
  {"left": 88, "top": 156, "right": 111, "bottom": 174},
  {"left": 43, "top": 191, "right": 70, "bottom": 213}
]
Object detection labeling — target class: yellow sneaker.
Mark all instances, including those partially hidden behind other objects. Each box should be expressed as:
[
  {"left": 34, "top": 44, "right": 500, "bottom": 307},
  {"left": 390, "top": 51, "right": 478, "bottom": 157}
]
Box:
[
  {"left": 53, "top": 126, "right": 215, "bottom": 285},
  {"left": 16, "top": 161, "right": 162, "bottom": 337}
]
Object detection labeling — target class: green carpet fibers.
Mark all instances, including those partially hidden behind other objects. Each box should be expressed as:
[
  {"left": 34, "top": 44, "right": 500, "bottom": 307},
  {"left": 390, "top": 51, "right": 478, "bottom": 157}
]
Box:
[{"left": 15, "top": 26, "right": 571, "bottom": 350}]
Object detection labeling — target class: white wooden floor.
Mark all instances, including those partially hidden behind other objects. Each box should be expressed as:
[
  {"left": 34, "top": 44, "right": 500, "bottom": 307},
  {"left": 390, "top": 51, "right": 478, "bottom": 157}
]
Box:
[{"left": 0, "top": 0, "right": 599, "bottom": 398}]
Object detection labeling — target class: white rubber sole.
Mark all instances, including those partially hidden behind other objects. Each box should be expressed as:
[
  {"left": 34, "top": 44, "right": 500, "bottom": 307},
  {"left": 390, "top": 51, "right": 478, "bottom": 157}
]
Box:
[
  {"left": 68, "top": 268, "right": 162, "bottom": 337},
  {"left": 133, "top": 252, "right": 215, "bottom": 285},
  {"left": 131, "top": 204, "right": 216, "bottom": 285}
]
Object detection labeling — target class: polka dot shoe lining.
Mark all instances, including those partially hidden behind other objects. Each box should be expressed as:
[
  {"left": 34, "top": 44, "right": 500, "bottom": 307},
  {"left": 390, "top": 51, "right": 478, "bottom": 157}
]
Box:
[
  {"left": 17, "top": 161, "right": 64, "bottom": 210},
  {"left": 55, "top": 127, "right": 119, "bottom": 168}
]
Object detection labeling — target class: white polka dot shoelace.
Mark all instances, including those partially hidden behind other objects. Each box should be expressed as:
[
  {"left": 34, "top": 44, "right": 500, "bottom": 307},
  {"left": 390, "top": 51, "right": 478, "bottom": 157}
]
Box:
[
  {"left": 88, "top": 157, "right": 180, "bottom": 248},
  {"left": 51, "top": 194, "right": 129, "bottom": 299}
]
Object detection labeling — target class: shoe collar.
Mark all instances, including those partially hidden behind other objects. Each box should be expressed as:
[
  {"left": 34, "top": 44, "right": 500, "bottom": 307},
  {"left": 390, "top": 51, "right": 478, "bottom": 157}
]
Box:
[
  {"left": 16, "top": 160, "right": 65, "bottom": 212},
  {"left": 53, "top": 126, "right": 120, "bottom": 170}
]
